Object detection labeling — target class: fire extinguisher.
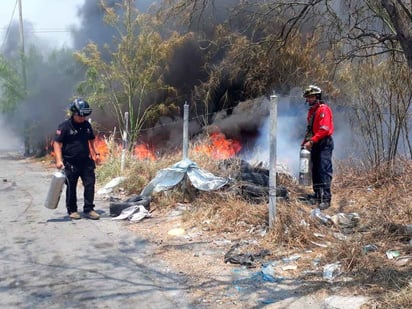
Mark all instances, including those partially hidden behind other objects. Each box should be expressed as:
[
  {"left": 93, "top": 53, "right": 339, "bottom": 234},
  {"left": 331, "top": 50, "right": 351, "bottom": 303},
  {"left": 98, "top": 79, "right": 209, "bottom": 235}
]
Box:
[
  {"left": 44, "top": 169, "right": 66, "bottom": 209},
  {"left": 299, "top": 148, "right": 311, "bottom": 186}
]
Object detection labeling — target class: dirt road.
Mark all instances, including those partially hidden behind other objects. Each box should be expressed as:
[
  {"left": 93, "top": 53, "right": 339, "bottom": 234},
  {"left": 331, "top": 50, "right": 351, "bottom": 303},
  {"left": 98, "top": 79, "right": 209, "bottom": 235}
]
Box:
[{"left": 0, "top": 151, "right": 190, "bottom": 309}]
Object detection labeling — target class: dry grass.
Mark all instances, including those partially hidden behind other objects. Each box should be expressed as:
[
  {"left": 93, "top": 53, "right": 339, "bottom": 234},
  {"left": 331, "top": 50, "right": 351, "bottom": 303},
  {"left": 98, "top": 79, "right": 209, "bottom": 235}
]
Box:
[{"left": 96, "top": 149, "right": 411, "bottom": 308}]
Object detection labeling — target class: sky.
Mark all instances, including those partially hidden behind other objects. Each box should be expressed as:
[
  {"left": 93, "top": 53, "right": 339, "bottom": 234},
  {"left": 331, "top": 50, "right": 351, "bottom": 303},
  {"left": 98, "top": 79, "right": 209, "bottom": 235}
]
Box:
[{"left": 0, "top": 0, "right": 84, "bottom": 48}]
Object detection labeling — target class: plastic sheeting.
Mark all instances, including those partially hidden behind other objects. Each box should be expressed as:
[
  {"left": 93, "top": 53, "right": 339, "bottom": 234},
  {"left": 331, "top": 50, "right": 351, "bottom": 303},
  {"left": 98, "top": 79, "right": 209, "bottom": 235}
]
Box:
[{"left": 141, "top": 158, "right": 229, "bottom": 197}]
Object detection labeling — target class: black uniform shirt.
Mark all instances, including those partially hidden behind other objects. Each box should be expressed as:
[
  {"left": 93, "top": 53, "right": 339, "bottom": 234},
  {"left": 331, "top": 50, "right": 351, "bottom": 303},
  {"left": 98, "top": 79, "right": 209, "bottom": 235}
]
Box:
[{"left": 54, "top": 118, "right": 95, "bottom": 163}]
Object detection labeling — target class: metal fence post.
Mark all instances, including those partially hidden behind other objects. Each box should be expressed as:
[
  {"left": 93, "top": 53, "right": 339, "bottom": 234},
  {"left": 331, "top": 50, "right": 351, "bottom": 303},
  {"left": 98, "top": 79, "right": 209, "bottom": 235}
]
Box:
[{"left": 268, "top": 94, "right": 278, "bottom": 229}]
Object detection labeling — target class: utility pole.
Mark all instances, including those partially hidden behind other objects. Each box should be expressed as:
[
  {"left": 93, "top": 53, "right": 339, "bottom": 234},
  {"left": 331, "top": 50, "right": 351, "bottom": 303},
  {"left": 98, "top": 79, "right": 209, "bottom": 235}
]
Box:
[
  {"left": 18, "top": 0, "right": 29, "bottom": 156},
  {"left": 18, "top": 0, "right": 26, "bottom": 89}
]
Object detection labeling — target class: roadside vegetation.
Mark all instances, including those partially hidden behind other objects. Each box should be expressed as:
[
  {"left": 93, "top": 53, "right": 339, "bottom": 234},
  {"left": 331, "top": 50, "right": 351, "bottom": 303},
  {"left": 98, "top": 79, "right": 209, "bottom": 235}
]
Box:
[
  {"left": 93, "top": 137, "right": 411, "bottom": 309},
  {"left": 2, "top": 1, "right": 412, "bottom": 307}
]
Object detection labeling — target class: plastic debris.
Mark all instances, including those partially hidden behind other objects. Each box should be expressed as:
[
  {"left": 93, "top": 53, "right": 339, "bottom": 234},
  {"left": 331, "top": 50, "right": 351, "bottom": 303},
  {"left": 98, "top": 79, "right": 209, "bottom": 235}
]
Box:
[
  {"left": 97, "top": 176, "right": 126, "bottom": 195},
  {"left": 333, "top": 232, "right": 348, "bottom": 241},
  {"left": 310, "top": 241, "right": 329, "bottom": 248},
  {"left": 310, "top": 208, "right": 332, "bottom": 225},
  {"left": 323, "top": 262, "right": 341, "bottom": 280},
  {"left": 224, "top": 243, "right": 270, "bottom": 267},
  {"left": 282, "top": 265, "right": 297, "bottom": 271},
  {"left": 394, "top": 255, "right": 411, "bottom": 267},
  {"left": 261, "top": 263, "right": 278, "bottom": 282},
  {"left": 282, "top": 254, "right": 301, "bottom": 263},
  {"left": 386, "top": 250, "right": 401, "bottom": 259},
  {"left": 362, "top": 244, "right": 378, "bottom": 253},
  {"left": 167, "top": 228, "right": 186, "bottom": 236},
  {"left": 112, "top": 205, "right": 151, "bottom": 222},
  {"left": 140, "top": 158, "right": 229, "bottom": 197},
  {"left": 330, "top": 212, "right": 360, "bottom": 229}
]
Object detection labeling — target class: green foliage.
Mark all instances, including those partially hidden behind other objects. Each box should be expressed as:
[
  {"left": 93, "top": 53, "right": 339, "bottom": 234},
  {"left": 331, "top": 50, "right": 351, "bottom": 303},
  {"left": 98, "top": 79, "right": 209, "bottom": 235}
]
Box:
[
  {"left": 0, "top": 56, "right": 25, "bottom": 113},
  {"left": 75, "top": 0, "right": 180, "bottom": 149}
]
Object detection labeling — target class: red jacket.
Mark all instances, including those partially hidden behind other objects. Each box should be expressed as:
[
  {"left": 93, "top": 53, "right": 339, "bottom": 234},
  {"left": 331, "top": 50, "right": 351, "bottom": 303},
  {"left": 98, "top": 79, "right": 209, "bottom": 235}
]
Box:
[{"left": 305, "top": 102, "right": 334, "bottom": 144}]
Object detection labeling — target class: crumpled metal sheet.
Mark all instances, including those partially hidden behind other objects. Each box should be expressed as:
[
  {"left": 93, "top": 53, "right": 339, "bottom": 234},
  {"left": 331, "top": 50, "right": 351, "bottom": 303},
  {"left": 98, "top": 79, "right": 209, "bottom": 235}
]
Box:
[{"left": 141, "top": 158, "right": 229, "bottom": 197}]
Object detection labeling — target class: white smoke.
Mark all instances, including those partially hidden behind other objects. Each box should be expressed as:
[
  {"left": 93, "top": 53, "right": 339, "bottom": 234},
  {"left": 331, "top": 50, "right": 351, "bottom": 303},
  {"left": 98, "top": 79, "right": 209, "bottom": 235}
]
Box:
[
  {"left": 239, "top": 94, "right": 353, "bottom": 178},
  {"left": 243, "top": 114, "right": 301, "bottom": 175},
  {"left": 0, "top": 116, "right": 23, "bottom": 152}
]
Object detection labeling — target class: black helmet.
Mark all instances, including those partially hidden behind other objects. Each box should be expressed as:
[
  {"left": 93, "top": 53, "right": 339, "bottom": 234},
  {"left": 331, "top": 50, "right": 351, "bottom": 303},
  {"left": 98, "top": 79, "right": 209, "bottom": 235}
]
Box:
[
  {"left": 303, "top": 85, "right": 322, "bottom": 99},
  {"left": 69, "top": 98, "right": 92, "bottom": 116}
]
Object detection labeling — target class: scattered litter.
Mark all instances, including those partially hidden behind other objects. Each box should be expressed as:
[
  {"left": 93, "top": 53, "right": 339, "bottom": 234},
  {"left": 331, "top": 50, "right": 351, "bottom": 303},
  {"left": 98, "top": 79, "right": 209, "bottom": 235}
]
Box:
[
  {"left": 333, "top": 232, "right": 348, "bottom": 241},
  {"left": 282, "top": 254, "right": 301, "bottom": 263},
  {"left": 310, "top": 208, "right": 332, "bottom": 225},
  {"left": 256, "top": 268, "right": 284, "bottom": 283},
  {"left": 394, "top": 255, "right": 411, "bottom": 267},
  {"left": 260, "top": 298, "right": 276, "bottom": 304},
  {"left": 261, "top": 263, "right": 279, "bottom": 282},
  {"left": 167, "top": 228, "right": 186, "bottom": 236},
  {"left": 282, "top": 264, "right": 297, "bottom": 271},
  {"left": 129, "top": 208, "right": 151, "bottom": 222},
  {"left": 97, "top": 176, "right": 126, "bottom": 195},
  {"left": 386, "top": 250, "right": 401, "bottom": 259},
  {"left": 330, "top": 212, "right": 360, "bottom": 229},
  {"left": 323, "top": 262, "right": 341, "bottom": 281},
  {"left": 310, "top": 241, "right": 329, "bottom": 248},
  {"left": 231, "top": 266, "right": 254, "bottom": 284},
  {"left": 109, "top": 195, "right": 150, "bottom": 216},
  {"left": 362, "top": 244, "right": 378, "bottom": 253},
  {"left": 112, "top": 205, "right": 151, "bottom": 222},
  {"left": 140, "top": 158, "right": 229, "bottom": 197},
  {"left": 312, "top": 257, "right": 321, "bottom": 266},
  {"left": 224, "top": 243, "right": 270, "bottom": 267}
]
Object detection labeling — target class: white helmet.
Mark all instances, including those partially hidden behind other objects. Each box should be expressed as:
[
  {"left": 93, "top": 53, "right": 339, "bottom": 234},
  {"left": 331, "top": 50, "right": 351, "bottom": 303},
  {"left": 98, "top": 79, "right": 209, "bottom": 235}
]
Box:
[{"left": 303, "top": 85, "right": 322, "bottom": 98}]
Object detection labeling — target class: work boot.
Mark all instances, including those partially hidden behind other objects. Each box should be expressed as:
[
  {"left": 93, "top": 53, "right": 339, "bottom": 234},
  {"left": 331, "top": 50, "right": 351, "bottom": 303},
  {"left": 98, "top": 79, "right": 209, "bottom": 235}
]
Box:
[
  {"left": 306, "top": 193, "right": 320, "bottom": 205},
  {"left": 84, "top": 210, "right": 100, "bottom": 220},
  {"left": 69, "top": 212, "right": 81, "bottom": 220},
  {"left": 318, "top": 201, "right": 331, "bottom": 210}
]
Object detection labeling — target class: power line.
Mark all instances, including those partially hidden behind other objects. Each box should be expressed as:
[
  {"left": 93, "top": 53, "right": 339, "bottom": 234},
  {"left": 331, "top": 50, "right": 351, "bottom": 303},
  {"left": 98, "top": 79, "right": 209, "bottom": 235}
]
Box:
[
  {"left": 0, "top": 28, "right": 72, "bottom": 33},
  {"left": 1, "top": 0, "right": 18, "bottom": 51}
]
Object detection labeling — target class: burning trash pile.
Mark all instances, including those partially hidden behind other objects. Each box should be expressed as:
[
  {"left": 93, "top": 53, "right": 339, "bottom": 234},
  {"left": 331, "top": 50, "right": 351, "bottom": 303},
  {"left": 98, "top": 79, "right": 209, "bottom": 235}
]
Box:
[
  {"left": 102, "top": 156, "right": 293, "bottom": 222},
  {"left": 218, "top": 158, "right": 291, "bottom": 202}
]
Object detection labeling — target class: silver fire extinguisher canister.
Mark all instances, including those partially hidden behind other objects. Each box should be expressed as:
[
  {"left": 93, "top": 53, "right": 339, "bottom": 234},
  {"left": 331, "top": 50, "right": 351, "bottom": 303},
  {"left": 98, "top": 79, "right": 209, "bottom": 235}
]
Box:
[
  {"left": 299, "top": 148, "right": 311, "bottom": 186},
  {"left": 44, "top": 169, "right": 66, "bottom": 209}
]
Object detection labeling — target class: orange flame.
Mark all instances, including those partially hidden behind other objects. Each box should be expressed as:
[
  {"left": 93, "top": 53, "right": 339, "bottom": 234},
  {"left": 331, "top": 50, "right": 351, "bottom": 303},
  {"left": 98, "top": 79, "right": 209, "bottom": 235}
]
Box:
[
  {"left": 194, "top": 132, "right": 241, "bottom": 159},
  {"left": 93, "top": 137, "right": 109, "bottom": 162},
  {"left": 134, "top": 144, "right": 156, "bottom": 161}
]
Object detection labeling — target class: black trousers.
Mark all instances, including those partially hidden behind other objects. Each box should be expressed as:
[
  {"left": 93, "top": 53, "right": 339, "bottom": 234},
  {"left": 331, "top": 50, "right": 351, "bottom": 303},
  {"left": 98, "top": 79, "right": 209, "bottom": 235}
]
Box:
[
  {"left": 310, "top": 136, "right": 334, "bottom": 202},
  {"left": 64, "top": 158, "right": 96, "bottom": 214}
]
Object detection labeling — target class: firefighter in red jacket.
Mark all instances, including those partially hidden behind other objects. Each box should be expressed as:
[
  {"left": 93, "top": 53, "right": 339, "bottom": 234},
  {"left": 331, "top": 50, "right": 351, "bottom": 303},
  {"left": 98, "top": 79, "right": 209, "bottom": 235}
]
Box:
[{"left": 302, "top": 85, "right": 334, "bottom": 210}]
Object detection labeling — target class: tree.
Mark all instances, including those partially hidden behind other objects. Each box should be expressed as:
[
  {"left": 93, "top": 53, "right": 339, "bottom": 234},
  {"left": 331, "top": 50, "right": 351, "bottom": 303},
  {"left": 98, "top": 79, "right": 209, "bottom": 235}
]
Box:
[
  {"left": 160, "top": 0, "right": 412, "bottom": 170},
  {"left": 161, "top": 1, "right": 412, "bottom": 69},
  {"left": 0, "top": 56, "right": 25, "bottom": 113},
  {"left": 341, "top": 57, "right": 412, "bottom": 168},
  {"left": 75, "top": 0, "right": 176, "bottom": 148}
]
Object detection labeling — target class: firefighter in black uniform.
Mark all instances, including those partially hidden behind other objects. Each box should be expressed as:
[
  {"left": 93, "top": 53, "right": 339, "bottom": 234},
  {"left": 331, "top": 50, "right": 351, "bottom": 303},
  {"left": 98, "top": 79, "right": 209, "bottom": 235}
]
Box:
[{"left": 53, "top": 98, "right": 100, "bottom": 220}]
